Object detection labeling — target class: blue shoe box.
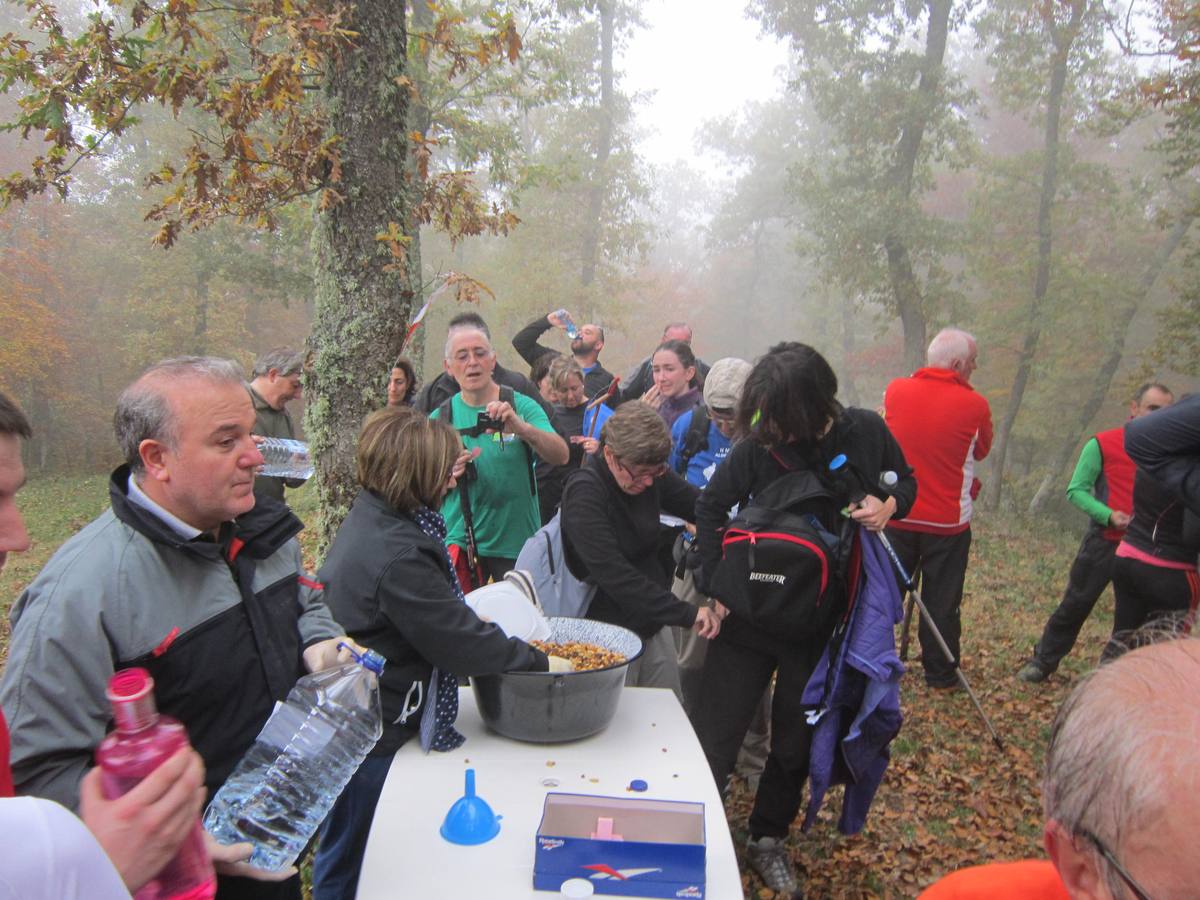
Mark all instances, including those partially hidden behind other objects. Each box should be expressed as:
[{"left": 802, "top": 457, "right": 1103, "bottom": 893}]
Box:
[{"left": 533, "top": 793, "right": 707, "bottom": 898}]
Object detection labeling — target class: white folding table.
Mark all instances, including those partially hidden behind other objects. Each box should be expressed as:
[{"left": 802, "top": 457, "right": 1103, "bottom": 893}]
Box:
[{"left": 356, "top": 686, "right": 744, "bottom": 899}]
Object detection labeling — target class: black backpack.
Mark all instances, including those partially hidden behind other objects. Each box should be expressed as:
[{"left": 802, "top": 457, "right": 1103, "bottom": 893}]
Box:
[
  {"left": 673, "top": 403, "right": 710, "bottom": 476},
  {"left": 710, "top": 458, "right": 852, "bottom": 641}
]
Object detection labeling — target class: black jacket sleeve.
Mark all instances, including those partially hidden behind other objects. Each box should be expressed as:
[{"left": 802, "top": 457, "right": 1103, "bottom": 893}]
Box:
[
  {"left": 870, "top": 413, "right": 917, "bottom": 520},
  {"left": 561, "top": 469, "right": 698, "bottom": 632},
  {"left": 512, "top": 315, "right": 558, "bottom": 368},
  {"left": 618, "top": 358, "right": 653, "bottom": 403},
  {"left": 377, "top": 546, "right": 549, "bottom": 676},
  {"left": 1125, "top": 394, "right": 1200, "bottom": 517}
]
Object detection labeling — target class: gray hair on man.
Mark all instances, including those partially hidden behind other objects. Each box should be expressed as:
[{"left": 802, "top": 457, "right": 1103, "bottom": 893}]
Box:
[
  {"left": 926, "top": 328, "right": 976, "bottom": 369},
  {"left": 1043, "top": 636, "right": 1200, "bottom": 897},
  {"left": 115, "top": 356, "right": 244, "bottom": 472},
  {"left": 251, "top": 347, "right": 305, "bottom": 379},
  {"left": 444, "top": 323, "right": 494, "bottom": 361}
]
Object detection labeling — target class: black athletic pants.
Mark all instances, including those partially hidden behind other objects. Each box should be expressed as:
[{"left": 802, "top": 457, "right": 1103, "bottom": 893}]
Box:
[
  {"left": 694, "top": 619, "right": 825, "bottom": 838},
  {"left": 479, "top": 556, "right": 516, "bottom": 582},
  {"left": 886, "top": 527, "right": 972, "bottom": 687},
  {"left": 1031, "top": 529, "right": 1117, "bottom": 672},
  {"left": 1104, "top": 556, "right": 1200, "bottom": 659}
]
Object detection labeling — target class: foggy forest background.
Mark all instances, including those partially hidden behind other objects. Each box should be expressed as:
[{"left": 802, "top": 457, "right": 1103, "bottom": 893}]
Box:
[{"left": 2, "top": 0, "right": 1200, "bottom": 533}]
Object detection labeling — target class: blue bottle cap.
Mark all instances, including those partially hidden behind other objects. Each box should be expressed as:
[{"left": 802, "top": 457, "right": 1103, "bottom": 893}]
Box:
[
  {"left": 628, "top": 779, "right": 648, "bottom": 792},
  {"left": 338, "top": 642, "right": 386, "bottom": 675}
]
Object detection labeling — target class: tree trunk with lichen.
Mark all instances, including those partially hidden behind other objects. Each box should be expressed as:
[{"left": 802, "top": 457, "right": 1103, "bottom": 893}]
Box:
[{"left": 307, "top": 2, "right": 416, "bottom": 555}]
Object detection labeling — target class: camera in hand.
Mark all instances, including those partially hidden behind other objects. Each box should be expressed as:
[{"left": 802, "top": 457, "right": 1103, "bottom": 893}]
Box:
[
  {"left": 457, "top": 411, "right": 505, "bottom": 439},
  {"left": 476, "top": 411, "right": 504, "bottom": 433}
]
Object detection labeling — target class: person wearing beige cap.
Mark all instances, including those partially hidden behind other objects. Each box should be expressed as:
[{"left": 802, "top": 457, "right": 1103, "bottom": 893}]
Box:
[{"left": 669, "top": 357, "right": 769, "bottom": 772}]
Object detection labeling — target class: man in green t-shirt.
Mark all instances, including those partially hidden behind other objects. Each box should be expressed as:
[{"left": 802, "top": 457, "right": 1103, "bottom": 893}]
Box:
[{"left": 431, "top": 324, "right": 568, "bottom": 581}]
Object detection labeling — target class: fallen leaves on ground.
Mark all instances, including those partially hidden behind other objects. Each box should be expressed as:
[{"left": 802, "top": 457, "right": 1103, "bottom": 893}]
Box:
[{"left": 726, "top": 514, "right": 1101, "bottom": 898}]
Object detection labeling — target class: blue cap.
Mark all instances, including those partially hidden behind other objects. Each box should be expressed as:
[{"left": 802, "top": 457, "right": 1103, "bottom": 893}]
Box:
[
  {"left": 829, "top": 454, "right": 848, "bottom": 473},
  {"left": 338, "top": 642, "right": 386, "bottom": 675}
]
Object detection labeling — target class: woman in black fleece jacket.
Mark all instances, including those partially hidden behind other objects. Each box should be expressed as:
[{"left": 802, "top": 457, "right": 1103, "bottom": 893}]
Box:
[
  {"left": 562, "top": 401, "right": 721, "bottom": 694},
  {"left": 693, "top": 342, "right": 915, "bottom": 897},
  {"left": 311, "top": 408, "right": 556, "bottom": 900}
]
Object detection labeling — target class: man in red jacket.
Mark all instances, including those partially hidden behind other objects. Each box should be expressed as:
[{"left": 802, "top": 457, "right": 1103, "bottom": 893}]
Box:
[{"left": 884, "top": 328, "right": 992, "bottom": 689}]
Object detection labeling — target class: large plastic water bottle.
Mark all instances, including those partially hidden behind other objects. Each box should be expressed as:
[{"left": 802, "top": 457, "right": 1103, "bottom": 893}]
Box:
[
  {"left": 257, "top": 437, "right": 313, "bottom": 480},
  {"left": 203, "top": 646, "right": 385, "bottom": 870},
  {"left": 97, "top": 669, "right": 216, "bottom": 900}
]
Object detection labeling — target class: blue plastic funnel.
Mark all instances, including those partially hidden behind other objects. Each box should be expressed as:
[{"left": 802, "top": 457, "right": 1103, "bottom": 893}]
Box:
[{"left": 440, "top": 768, "right": 501, "bottom": 845}]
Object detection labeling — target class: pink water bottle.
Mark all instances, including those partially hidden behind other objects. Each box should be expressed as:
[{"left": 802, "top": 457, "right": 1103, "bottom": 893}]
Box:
[{"left": 97, "top": 668, "right": 217, "bottom": 900}]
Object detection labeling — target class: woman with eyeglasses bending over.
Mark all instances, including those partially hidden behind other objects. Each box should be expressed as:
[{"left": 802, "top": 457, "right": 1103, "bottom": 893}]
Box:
[
  {"left": 560, "top": 401, "right": 723, "bottom": 695},
  {"left": 309, "top": 407, "right": 564, "bottom": 900}
]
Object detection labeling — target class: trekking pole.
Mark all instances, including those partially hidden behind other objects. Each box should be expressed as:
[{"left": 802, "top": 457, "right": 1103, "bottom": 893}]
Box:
[
  {"left": 828, "top": 456, "right": 1004, "bottom": 752},
  {"left": 874, "top": 528, "right": 1005, "bottom": 752},
  {"left": 898, "top": 578, "right": 917, "bottom": 662}
]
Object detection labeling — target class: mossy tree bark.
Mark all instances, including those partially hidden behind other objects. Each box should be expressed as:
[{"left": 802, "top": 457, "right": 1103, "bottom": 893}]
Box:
[{"left": 307, "top": 2, "right": 416, "bottom": 555}]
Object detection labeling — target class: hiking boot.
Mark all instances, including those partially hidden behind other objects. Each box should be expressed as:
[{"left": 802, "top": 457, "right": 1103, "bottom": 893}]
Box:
[
  {"left": 1017, "top": 660, "right": 1051, "bottom": 684},
  {"left": 746, "top": 836, "right": 802, "bottom": 897}
]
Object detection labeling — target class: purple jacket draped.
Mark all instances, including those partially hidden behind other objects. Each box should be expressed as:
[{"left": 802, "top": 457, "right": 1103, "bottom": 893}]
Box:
[{"left": 800, "top": 529, "right": 905, "bottom": 834}]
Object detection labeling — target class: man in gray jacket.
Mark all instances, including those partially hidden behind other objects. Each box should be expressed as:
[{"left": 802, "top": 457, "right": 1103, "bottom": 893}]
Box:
[
  {"left": 0, "top": 357, "right": 352, "bottom": 900},
  {"left": 246, "top": 347, "right": 306, "bottom": 503}
]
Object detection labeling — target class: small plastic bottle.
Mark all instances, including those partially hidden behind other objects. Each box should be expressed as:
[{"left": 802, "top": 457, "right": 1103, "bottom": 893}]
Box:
[
  {"left": 555, "top": 309, "right": 581, "bottom": 340},
  {"left": 97, "top": 669, "right": 216, "bottom": 900},
  {"left": 257, "top": 437, "right": 313, "bottom": 480},
  {"left": 203, "top": 645, "right": 385, "bottom": 870}
]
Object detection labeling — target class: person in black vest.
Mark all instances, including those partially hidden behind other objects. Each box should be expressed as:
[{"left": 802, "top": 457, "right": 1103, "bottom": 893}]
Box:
[
  {"left": 1018, "top": 383, "right": 1173, "bottom": 682},
  {"left": 693, "top": 343, "right": 914, "bottom": 898},
  {"left": 1104, "top": 394, "right": 1200, "bottom": 660}
]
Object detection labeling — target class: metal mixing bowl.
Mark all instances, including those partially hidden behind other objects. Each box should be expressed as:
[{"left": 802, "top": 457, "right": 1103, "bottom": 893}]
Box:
[{"left": 471, "top": 617, "right": 643, "bottom": 743}]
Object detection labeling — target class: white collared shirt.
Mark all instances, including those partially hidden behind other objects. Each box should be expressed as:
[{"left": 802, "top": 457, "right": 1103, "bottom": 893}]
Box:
[{"left": 125, "top": 473, "right": 203, "bottom": 541}]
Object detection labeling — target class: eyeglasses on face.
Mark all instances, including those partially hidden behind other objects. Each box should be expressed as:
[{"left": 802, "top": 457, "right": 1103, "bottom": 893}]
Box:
[
  {"left": 452, "top": 347, "right": 492, "bottom": 363},
  {"left": 612, "top": 453, "right": 666, "bottom": 484},
  {"left": 1078, "top": 829, "right": 1154, "bottom": 900}
]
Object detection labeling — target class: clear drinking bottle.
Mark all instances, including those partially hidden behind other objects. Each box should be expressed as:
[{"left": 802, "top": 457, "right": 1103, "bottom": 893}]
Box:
[
  {"left": 555, "top": 309, "right": 581, "bottom": 340},
  {"left": 256, "top": 437, "right": 314, "bottom": 480}
]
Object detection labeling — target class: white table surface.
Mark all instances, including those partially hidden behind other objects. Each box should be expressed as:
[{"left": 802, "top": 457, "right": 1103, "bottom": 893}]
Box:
[{"left": 356, "top": 686, "right": 744, "bottom": 899}]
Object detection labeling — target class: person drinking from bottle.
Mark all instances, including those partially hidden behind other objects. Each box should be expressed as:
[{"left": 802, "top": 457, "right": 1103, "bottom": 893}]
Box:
[
  {"left": 245, "top": 347, "right": 307, "bottom": 504},
  {"left": 311, "top": 407, "right": 565, "bottom": 900},
  {"left": 511, "top": 309, "right": 615, "bottom": 401}
]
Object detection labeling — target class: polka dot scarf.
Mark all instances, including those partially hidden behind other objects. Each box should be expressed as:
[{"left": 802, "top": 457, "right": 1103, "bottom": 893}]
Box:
[{"left": 411, "top": 506, "right": 467, "bottom": 754}]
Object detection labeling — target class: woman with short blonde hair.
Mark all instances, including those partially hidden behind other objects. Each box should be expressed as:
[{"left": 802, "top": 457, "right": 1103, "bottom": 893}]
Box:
[
  {"left": 535, "top": 355, "right": 614, "bottom": 524},
  {"left": 313, "top": 405, "right": 551, "bottom": 898},
  {"left": 356, "top": 407, "right": 458, "bottom": 512}
]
